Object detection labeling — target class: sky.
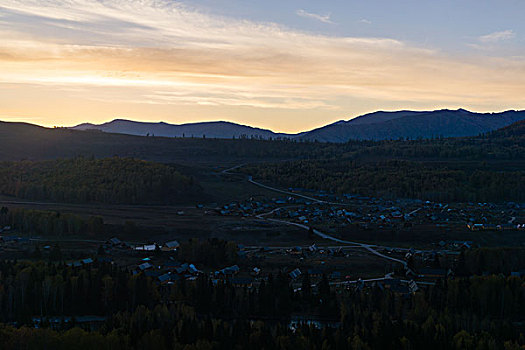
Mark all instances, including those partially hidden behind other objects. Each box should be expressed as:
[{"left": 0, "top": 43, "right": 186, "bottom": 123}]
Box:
[{"left": 1, "top": 0, "right": 525, "bottom": 133}]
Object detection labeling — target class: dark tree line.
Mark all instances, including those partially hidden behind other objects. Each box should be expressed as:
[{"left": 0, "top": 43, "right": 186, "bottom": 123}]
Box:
[
  {"left": 7, "top": 208, "right": 104, "bottom": 237},
  {"left": 0, "top": 260, "right": 523, "bottom": 348},
  {"left": 175, "top": 238, "right": 239, "bottom": 268},
  {"left": 0, "top": 157, "right": 200, "bottom": 204}
]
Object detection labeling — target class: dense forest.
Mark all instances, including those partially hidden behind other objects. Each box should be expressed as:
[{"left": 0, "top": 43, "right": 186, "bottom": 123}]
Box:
[
  {"left": 0, "top": 157, "right": 200, "bottom": 204},
  {"left": 245, "top": 159, "right": 525, "bottom": 202},
  {"left": 0, "top": 259, "right": 523, "bottom": 349},
  {"left": 234, "top": 121, "right": 525, "bottom": 203}
]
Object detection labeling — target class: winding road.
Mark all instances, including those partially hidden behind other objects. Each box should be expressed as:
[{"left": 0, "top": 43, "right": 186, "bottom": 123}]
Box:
[
  {"left": 218, "top": 164, "right": 410, "bottom": 267},
  {"left": 244, "top": 173, "right": 409, "bottom": 267}
]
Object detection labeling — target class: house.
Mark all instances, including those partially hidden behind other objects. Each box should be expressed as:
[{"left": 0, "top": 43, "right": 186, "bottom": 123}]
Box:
[
  {"left": 174, "top": 263, "right": 200, "bottom": 276},
  {"left": 187, "top": 264, "right": 200, "bottom": 274},
  {"left": 289, "top": 268, "right": 302, "bottom": 279},
  {"left": 107, "top": 237, "right": 122, "bottom": 246},
  {"left": 175, "top": 263, "right": 189, "bottom": 274},
  {"left": 135, "top": 244, "right": 156, "bottom": 251},
  {"left": 158, "top": 273, "right": 171, "bottom": 284},
  {"left": 138, "top": 262, "right": 153, "bottom": 271},
  {"left": 162, "top": 240, "right": 180, "bottom": 252},
  {"left": 216, "top": 265, "right": 240, "bottom": 277},
  {"left": 408, "top": 280, "right": 419, "bottom": 293},
  {"left": 68, "top": 257, "right": 94, "bottom": 267},
  {"left": 82, "top": 258, "right": 94, "bottom": 265}
]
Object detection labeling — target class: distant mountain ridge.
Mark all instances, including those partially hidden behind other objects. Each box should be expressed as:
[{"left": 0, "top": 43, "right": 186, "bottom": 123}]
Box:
[
  {"left": 73, "top": 119, "right": 288, "bottom": 139},
  {"left": 296, "top": 109, "right": 525, "bottom": 142},
  {"left": 71, "top": 109, "right": 525, "bottom": 142}
]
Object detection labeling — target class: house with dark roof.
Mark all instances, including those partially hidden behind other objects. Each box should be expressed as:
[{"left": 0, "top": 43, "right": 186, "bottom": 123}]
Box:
[
  {"left": 138, "top": 262, "right": 153, "bottom": 271},
  {"left": 161, "top": 240, "right": 180, "bottom": 252},
  {"left": 215, "top": 265, "right": 240, "bottom": 277},
  {"left": 158, "top": 273, "right": 171, "bottom": 284}
]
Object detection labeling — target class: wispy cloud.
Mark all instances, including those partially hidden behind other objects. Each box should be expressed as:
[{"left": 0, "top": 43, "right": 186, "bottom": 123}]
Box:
[
  {"left": 295, "top": 9, "right": 333, "bottom": 24},
  {"left": 478, "top": 30, "right": 515, "bottom": 43},
  {"left": 358, "top": 19, "right": 372, "bottom": 25},
  {"left": 0, "top": 1, "right": 525, "bottom": 131}
]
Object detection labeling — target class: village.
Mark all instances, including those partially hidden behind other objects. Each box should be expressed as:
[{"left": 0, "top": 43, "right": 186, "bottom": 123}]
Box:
[
  {"left": 212, "top": 187, "right": 524, "bottom": 233},
  {"left": 0, "top": 184, "right": 524, "bottom": 303}
]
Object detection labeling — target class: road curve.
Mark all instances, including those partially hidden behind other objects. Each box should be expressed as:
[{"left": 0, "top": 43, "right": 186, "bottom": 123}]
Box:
[{"left": 255, "top": 213, "right": 407, "bottom": 267}]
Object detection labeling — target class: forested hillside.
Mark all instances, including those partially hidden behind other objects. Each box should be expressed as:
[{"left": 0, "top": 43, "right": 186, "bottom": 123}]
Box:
[
  {"left": 489, "top": 119, "right": 525, "bottom": 139},
  {"left": 243, "top": 121, "right": 525, "bottom": 203},
  {"left": 0, "top": 157, "right": 199, "bottom": 204},
  {"left": 245, "top": 159, "right": 525, "bottom": 202}
]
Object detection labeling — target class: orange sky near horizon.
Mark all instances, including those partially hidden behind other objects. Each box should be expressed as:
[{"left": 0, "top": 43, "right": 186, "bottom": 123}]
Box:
[{"left": 1, "top": 0, "right": 525, "bottom": 133}]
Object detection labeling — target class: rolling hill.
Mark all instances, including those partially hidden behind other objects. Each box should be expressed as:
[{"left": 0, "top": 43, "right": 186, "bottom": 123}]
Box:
[
  {"left": 0, "top": 116, "right": 523, "bottom": 164},
  {"left": 73, "top": 119, "right": 287, "bottom": 139},
  {"left": 71, "top": 109, "right": 525, "bottom": 142},
  {"left": 297, "top": 109, "right": 525, "bottom": 142}
]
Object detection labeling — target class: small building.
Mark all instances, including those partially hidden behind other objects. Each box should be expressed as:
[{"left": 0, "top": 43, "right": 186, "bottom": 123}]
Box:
[
  {"left": 289, "top": 268, "right": 302, "bottom": 279},
  {"left": 136, "top": 244, "right": 157, "bottom": 251},
  {"left": 215, "top": 265, "right": 240, "bottom": 277},
  {"left": 138, "top": 262, "right": 153, "bottom": 271},
  {"left": 158, "top": 273, "right": 171, "bottom": 284},
  {"left": 162, "top": 240, "right": 180, "bottom": 252},
  {"left": 108, "top": 237, "right": 122, "bottom": 246},
  {"left": 82, "top": 258, "right": 94, "bottom": 265}
]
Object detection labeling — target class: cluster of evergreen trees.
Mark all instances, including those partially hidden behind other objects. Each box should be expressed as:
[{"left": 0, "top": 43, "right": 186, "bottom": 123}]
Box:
[
  {"left": 6, "top": 208, "right": 104, "bottom": 237},
  {"left": 175, "top": 238, "right": 239, "bottom": 267},
  {"left": 457, "top": 248, "right": 525, "bottom": 276},
  {"left": 0, "top": 157, "right": 199, "bottom": 204},
  {"left": 0, "top": 259, "right": 523, "bottom": 348}
]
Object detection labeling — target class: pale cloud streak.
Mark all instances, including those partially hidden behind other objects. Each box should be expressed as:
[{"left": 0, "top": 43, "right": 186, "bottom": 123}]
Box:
[
  {"left": 0, "top": 1, "right": 524, "bottom": 132},
  {"left": 478, "top": 29, "right": 515, "bottom": 43},
  {"left": 296, "top": 9, "right": 333, "bottom": 24}
]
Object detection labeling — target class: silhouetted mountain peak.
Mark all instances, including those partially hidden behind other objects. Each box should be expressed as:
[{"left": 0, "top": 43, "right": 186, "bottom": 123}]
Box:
[{"left": 70, "top": 109, "right": 525, "bottom": 142}]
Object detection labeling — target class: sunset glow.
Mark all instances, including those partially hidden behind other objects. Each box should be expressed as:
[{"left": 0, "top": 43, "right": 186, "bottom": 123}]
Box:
[{"left": 1, "top": 0, "right": 525, "bottom": 132}]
